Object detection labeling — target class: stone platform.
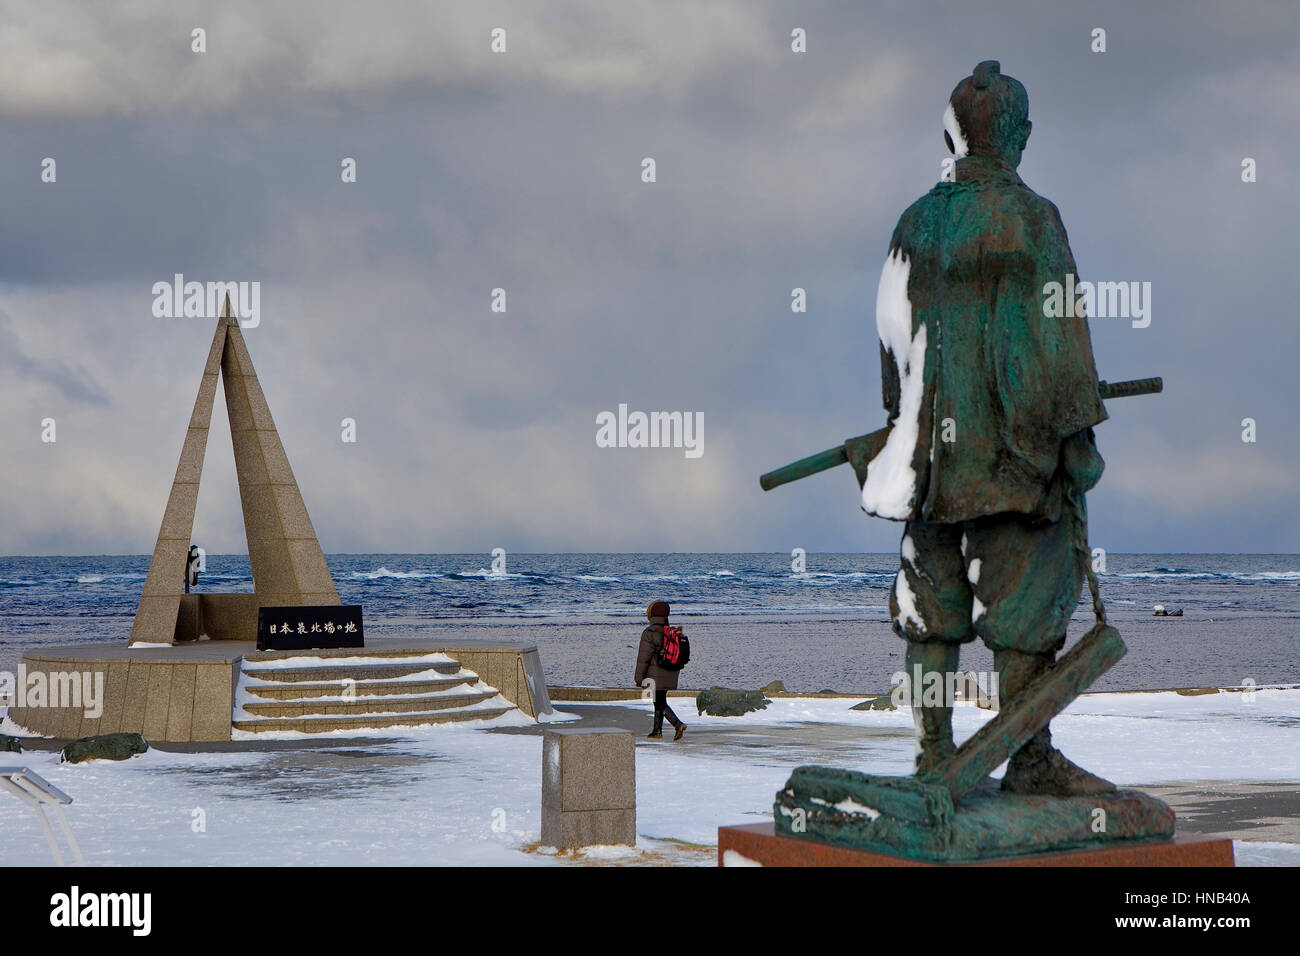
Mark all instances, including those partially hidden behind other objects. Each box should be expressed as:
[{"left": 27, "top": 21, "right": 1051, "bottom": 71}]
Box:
[
  {"left": 719, "top": 824, "right": 1235, "bottom": 867},
  {"left": 4, "top": 639, "right": 551, "bottom": 742}
]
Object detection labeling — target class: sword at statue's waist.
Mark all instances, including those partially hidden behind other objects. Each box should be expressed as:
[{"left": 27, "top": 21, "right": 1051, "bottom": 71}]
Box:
[{"left": 758, "top": 376, "right": 1162, "bottom": 492}]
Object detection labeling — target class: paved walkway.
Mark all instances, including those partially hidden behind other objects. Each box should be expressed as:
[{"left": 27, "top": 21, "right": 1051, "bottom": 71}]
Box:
[
  {"left": 1140, "top": 782, "right": 1300, "bottom": 843},
  {"left": 14, "top": 699, "right": 1297, "bottom": 847},
  {"left": 497, "top": 703, "right": 1300, "bottom": 845}
]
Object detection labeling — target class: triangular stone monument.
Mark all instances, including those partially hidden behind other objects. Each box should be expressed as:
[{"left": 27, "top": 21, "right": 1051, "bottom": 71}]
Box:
[{"left": 129, "top": 297, "right": 340, "bottom": 645}]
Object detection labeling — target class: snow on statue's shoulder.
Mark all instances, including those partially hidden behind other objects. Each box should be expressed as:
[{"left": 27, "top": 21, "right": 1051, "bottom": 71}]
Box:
[{"left": 863, "top": 248, "right": 925, "bottom": 520}]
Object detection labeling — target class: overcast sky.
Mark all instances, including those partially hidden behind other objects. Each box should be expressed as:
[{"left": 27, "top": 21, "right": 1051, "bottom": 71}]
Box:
[{"left": 1, "top": 0, "right": 1297, "bottom": 556}]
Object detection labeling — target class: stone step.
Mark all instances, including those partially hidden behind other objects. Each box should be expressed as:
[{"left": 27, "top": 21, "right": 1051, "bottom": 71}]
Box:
[
  {"left": 239, "top": 661, "right": 464, "bottom": 683},
  {"left": 240, "top": 689, "right": 496, "bottom": 718},
  {"left": 241, "top": 675, "right": 475, "bottom": 701},
  {"left": 233, "top": 705, "right": 516, "bottom": 734}
]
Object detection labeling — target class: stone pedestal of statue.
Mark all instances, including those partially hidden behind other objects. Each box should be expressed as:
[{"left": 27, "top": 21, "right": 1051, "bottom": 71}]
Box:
[{"left": 718, "top": 822, "right": 1234, "bottom": 867}]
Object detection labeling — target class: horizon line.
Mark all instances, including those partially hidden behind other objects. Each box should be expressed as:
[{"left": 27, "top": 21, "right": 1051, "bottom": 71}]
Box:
[{"left": 2, "top": 550, "right": 1297, "bottom": 559}]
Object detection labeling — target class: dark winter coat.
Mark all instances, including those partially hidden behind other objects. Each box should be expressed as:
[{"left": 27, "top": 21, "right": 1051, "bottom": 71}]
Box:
[{"left": 634, "top": 616, "right": 679, "bottom": 691}]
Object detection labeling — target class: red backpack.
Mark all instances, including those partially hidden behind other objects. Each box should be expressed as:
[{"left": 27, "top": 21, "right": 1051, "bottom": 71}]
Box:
[{"left": 656, "top": 625, "right": 690, "bottom": 671}]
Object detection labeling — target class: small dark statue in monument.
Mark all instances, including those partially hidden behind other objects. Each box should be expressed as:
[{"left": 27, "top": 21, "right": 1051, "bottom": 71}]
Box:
[
  {"left": 184, "top": 544, "right": 201, "bottom": 595},
  {"left": 761, "top": 62, "right": 1173, "bottom": 861}
]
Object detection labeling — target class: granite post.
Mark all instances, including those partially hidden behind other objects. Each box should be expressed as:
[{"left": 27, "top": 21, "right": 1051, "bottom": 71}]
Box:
[{"left": 541, "top": 728, "right": 636, "bottom": 849}]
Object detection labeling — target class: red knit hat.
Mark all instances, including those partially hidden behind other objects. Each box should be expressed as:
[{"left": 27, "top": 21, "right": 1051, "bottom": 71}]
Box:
[{"left": 646, "top": 600, "right": 670, "bottom": 620}]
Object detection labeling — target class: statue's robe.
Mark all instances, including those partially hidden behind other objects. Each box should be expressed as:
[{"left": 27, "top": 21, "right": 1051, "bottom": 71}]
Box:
[{"left": 863, "top": 155, "right": 1106, "bottom": 526}]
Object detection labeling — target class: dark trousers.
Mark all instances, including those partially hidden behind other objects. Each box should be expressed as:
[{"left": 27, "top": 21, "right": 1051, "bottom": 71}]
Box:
[{"left": 653, "top": 689, "right": 681, "bottom": 731}]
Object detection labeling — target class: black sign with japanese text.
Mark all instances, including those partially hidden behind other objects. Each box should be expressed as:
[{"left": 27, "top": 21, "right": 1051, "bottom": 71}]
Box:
[{"left": 256, "top": 605, "right": 365, "bottom": 651}]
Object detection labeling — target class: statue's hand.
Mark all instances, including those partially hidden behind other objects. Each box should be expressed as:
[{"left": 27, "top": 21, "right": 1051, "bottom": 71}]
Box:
[{"left": 1062, "top": 428, "right": 1105, "bottom": 493}]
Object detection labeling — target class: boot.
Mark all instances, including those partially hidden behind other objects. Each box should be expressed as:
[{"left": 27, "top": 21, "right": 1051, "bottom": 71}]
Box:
[
  {"left": 907, "top": 642, "right": 959, "bottom": 774},
  {"left": 995, "top": 648, "right": 1116, "bottom": 797}
]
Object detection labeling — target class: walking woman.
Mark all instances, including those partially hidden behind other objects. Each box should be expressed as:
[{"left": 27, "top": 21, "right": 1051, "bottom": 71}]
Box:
[{"left": 634, "top": 600, "right": 687, "bottom": 740}]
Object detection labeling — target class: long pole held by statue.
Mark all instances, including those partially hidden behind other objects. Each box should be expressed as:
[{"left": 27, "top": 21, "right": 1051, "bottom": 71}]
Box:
[{"left": 759, "top": 377, "right": 1162, "bottom": 492}]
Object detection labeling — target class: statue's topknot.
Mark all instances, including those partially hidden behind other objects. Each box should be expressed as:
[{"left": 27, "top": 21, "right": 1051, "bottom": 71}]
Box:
[{"left": 972, "top": 60, "right": 1000, "bottom": 89}]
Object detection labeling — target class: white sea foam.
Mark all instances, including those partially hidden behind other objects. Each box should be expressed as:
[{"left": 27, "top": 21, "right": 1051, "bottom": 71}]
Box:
[
  {"left": 351, "top": 567, "right": 442, "bottom": 580},
  {"left": 460, "top": 568, "right": 527, "bottom": 579}
]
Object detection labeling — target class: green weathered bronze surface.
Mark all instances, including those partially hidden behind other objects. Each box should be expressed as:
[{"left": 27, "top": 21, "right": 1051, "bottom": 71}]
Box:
[
  {"left": 60, "top": 732, "right": 149, "bottom": 764},
  {"left": 774, "top": 769, "right": 1175, "bottom": 862},
  {"left": 758, "top": 378, "right": 1162, "bottom": 492},
  {"left": 928, "top": 624, "right": 1125, "bottom": 802},
  {"left": 696, "top": 686, "right": 772, "bottom": 717},
  {"left": 770, "top": 628, "right": 1145, "bottom": 861}
]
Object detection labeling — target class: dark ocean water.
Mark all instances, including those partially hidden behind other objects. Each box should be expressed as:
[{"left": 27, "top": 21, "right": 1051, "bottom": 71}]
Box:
[{"left": 1, "top": 553, "right": 1297, "bottom": 692}]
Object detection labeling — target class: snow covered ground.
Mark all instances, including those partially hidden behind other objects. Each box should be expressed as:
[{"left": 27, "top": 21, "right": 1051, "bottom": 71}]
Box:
[{"left": 1, "top": 688, "right": 1296, "bottom": 866}]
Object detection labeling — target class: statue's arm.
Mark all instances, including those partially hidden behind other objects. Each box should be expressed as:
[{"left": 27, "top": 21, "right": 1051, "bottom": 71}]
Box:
[
  {"left": 1048, "top": 200, "right": 1102, "bottom": 382},
  {"left": 1036, "top": 201, "right": 1107, "bottom": 491},
  {"left": 1039, "top": 198, "right": 1107, "bottom": 430}
]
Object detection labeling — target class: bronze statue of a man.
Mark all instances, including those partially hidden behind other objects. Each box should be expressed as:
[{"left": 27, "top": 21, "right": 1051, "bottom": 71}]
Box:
[{"left": 864, "top": 61, "right": 1112, "bottom": 796}]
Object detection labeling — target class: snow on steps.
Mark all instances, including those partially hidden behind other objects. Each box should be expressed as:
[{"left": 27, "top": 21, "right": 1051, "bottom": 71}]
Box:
[{"left": 232, "top": 651, "right": 519, "bottom": 734}]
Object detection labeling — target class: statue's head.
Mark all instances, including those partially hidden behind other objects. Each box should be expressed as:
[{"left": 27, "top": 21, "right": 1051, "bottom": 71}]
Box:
[{"left": 943, "top": 60, "right": 1031, "bottom": 168}]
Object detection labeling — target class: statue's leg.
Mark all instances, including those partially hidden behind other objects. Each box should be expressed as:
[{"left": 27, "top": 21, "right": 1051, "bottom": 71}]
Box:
[
  {"left": 967, "top": 508, "right": 1116, "bottom": 796},
  {"left": 890, "top": 521, "right": 972, "bottom": 774},
  {"left": 993, "top": 648, "right": 1115, "bottom": 796},
  {"left": 905, "top": 641, "right": 960, "bottom": 772}
]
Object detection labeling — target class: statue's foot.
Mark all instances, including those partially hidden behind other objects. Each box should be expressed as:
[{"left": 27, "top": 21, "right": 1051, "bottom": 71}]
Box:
[{"left": 1002, "top": 744, "right": 1116, "bottom": 797}]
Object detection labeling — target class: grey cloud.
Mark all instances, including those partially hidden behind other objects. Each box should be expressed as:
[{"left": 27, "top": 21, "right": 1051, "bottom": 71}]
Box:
[
  {"left": 0, "top": 0, "right": 773, "bottom": 117},
  {"left": 0, "top": 310, "right": 108, "bottom": 405},
  {"left": 0, "top": 0, "right": 1297, "bottom": 556}
]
